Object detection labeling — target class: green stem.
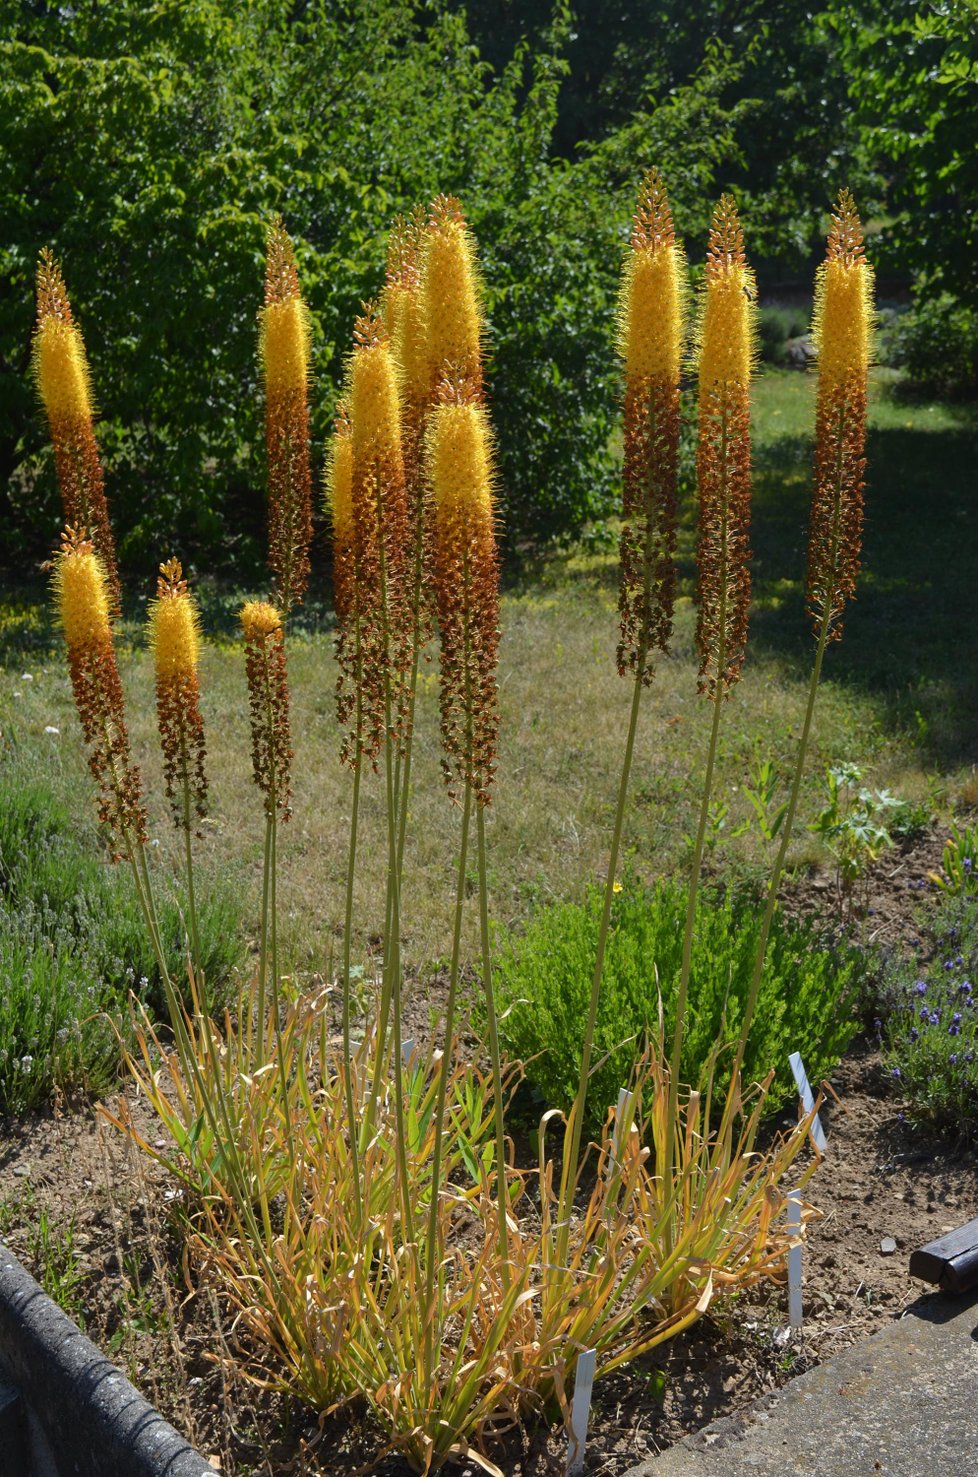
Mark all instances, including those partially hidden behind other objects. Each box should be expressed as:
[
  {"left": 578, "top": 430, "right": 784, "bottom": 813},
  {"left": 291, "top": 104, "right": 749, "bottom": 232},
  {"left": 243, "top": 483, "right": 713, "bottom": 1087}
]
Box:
[
  {"left": 556, "top": 656, "right": 645, "bottom": 1270},
  {"left": 476, "top": 800, "right": 509, "bottom": 1282},
  {"left": 256, "top": 812, "right": 272, "bottom": 1070},
  {"left": 179, "top": 740, "right": 204, "bottom": 1009},
  {"left": 725, "top": 601, "right": 831, "bottom": 1115},
  {"left": 423, "top": 782, "right": 472, "bottom": 1348},
  {"left": 343, "top": 751, "right": 363, "bottom": 1205}
]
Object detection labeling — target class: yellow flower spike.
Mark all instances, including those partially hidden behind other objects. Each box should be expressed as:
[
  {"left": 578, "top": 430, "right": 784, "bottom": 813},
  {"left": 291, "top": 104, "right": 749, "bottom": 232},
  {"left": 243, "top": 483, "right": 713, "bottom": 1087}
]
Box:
[
  {"left": 34, "top": 315, "right": 93, "bottom": 422},
  {"left": 149, "top": 559, "right": 208, "bottom": 830},
  {"left": 427, "top": 400, "right": 495, "bottom": 523},
  {"left": 422, "top": 196, "right": 484, "bottom": 394},
  {"left": 615, "top": 168, "right": 687, "bottom": 685},
  {"left": 618, "top": 169, "right": 686, "bottom": 383},
  {"left": 240, "top": 598, "right": 292, "bottom": 821},
  {"left": 427, "top": 382, "right": 499, "bottom": 807},
  {"left": 812, "top": 190, "right": 875, "bottom": 392},
  {"left": 260, "top": 218, "right": 313, "bottom": 614},
  {"left": 695, "top": 194, "right": 755, "bottom": 699},
  {"left": 349, "top": 333, "right": 401, "bottom": 459},
  {"left": 53, "top": 535, "right": 112, "bottom": 651},
  {"left": 33, "top": 250, "right": 120, "bottom": 609},
  {"left": 326, "top": 414, "right": 354, "bottom": 543},
  {"left": 697, "top": 195, "right": 757, "bottom": 389},
  {"left": 149, "top": 562, "right": 202, "bottom": 682},
  {"left": 240, "top": 600, "right": 283, "bottom": 640},
  {"left": 385, "top": 207, "right": 429, "bottom": 400},
  {"left": 807, "top": 190, "right": 874, "bottom": 642},
  {"left": 51, "top": 527, "right": 146, "bottom": 857},
  {"left": 261, "top": 296, "right": 311, "bottom": 394}
]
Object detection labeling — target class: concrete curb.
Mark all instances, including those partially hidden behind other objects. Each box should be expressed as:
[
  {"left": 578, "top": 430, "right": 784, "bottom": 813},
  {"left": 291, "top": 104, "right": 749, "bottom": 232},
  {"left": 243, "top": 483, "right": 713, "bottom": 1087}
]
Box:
[
  {"left": 623, "top": 1289, "right": 978, "bottom": 1477},
  {"left": 0, "top": 1241, "right": 212, "bottom": 1477}
]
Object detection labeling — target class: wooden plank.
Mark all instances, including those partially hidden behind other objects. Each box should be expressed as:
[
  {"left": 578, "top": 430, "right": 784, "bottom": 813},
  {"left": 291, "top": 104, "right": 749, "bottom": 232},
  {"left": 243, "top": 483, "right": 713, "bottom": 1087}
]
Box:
[{"left": 910, "top": 1218, "right": 978, "bottom": 1293}]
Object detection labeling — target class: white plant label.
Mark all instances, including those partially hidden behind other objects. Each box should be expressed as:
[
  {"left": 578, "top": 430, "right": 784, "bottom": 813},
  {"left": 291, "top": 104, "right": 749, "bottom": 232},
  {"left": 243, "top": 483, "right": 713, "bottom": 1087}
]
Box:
[
  {"left": 610, "top": 1087, "right": 632, "bottom": 1166},
  {"left": 787, "top": 1187, "right": 803, "bottom": 1330},
  {"left": 566, "top": 1347, "right": 597, "bottom": 1475},
  {"left": 788, "top": 1049, "right": 827, "bottom": 1154}
]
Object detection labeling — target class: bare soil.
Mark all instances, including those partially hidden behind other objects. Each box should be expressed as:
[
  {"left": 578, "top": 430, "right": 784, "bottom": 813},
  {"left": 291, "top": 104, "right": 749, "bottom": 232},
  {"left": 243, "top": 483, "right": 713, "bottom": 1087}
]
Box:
[{"left": 1, "top": 828, "right": 975, "bottom": 1475}]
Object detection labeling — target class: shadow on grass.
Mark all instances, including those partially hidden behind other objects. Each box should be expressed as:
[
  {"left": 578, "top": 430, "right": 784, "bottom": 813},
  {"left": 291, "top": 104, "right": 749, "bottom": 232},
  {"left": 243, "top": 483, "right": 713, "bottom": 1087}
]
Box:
[{"left": 750, "top": 419, "right": 978, "bottom": 770}]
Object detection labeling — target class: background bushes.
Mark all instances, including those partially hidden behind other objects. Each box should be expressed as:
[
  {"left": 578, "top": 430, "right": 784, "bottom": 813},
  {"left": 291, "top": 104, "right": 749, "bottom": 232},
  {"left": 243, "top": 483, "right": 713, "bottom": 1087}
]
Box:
[{"left": 3, "top": 0, "right": 974, "bottom": 571}]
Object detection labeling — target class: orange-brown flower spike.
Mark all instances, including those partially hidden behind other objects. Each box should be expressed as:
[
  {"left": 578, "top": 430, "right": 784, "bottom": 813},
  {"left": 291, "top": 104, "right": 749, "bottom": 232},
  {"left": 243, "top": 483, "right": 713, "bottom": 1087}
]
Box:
[
  {"left": 427, "top": 380, "right": 500, "bottom": 806},
  {"left": 326, "top": 408, "right": 367, "bottom": 766},
  {"left": 148, "top": 559, "right": 208, "bottom": 830},
  {"left": 241, "top": 600, "right": 293, "bottom": 821},
  {"left": 615, "top": 169, "right": 686, "bottom": 683},
  {"left": 260, "top": 219, "right": 313, "bottom": 614},
  {"left": 52, "top": 527, "right": 145, "bottom": 857},
  {"left": 346, "top": 307, "right": 413, "bottom": 760},
  {"left": 694, "top": 195, "right": 757, "bottom": 698},
  {"left": 807, "top": 191, "right": 874, "bottom": 641},
  {"left": 33, "top": 252, "right": 120, "bottom": 610},
  {"left": 422, "top": 196, "right": 484, "bottom": 398}
]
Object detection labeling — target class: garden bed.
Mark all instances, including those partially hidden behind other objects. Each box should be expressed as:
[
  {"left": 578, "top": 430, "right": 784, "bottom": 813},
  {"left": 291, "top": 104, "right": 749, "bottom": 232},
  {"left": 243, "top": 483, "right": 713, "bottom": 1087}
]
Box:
[{"left": 1, "top": 827, "right": 975, "bottom": 1475}]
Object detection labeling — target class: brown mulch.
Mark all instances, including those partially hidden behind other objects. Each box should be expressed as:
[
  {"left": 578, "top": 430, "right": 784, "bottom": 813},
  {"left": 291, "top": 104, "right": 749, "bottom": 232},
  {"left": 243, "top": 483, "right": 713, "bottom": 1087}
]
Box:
[{"left": 1, "top": 826, "right": 975, "bottom": 1475}]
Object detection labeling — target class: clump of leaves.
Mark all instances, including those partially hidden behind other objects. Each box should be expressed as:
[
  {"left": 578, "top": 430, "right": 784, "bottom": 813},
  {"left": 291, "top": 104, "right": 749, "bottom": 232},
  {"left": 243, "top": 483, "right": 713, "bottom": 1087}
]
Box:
[
  {"left": 808, "top": 763, "right": 906, "bottom": 911},
  {"left": 492, "top": 877, "right": 868, "bottom": 1130}
]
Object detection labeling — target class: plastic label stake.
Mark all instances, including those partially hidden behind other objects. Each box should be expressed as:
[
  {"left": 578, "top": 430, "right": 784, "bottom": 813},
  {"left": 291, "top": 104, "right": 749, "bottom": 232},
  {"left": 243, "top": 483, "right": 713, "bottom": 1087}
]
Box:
[
  {"left": 609, "top": 1087, "right": 632, "bottom": 1167},
  {"left": 788, "top": 1049, "right": 827, "bottom": 1154},
  {"left": 566, "top": 1347, "right": 596, "bottom": 1475},
  {"left": 787, "top": 1188, "right": 803, "bottom": 1330}
]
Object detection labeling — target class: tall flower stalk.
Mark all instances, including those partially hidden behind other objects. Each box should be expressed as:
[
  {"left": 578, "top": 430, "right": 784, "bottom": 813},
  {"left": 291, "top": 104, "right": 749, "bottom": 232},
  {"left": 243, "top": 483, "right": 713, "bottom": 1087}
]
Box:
[
  {"left": 326, "top": 407, "right": 364, "bottom": 1201},
  {"left": 33, "top": 253, "right": 120, "bottom": 608},
  {"left": 725, "top": 190, "right": 874, "bottom": 1108},
  {"left": 384, "top": 208, "right": 433, "bottom": 882},
  {"left": 148, "top": 559, "right": 208, "bottom": 981},
  {"left": 669, "top": 195, "right": 756, "bottom": 1144},
  {"left": 345, "top": 308, "right": 414, "bottom": 1234},
  {"left": 557, "top": 169, "right": 686, "bottom": 1258},
  {"left": 241, "top": 599, "right": 293, "bottom": 1074},
  {"left": 426, "top": 377, "right": 506, "bottom": 1285},
  {"left": 260, "top": 219, "right": 313, "bottom": 615}
]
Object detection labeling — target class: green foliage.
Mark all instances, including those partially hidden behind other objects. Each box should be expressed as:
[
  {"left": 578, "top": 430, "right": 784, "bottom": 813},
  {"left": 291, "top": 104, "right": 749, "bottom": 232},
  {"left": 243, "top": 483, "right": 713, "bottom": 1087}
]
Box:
[
  {"left": 808, "top": 763, "right": 904, "bottom": 900},
  {"left": 757, "top": 305, "right": 809, "bottom": 365},
  {"left": 6, "top": 0, "right": 944, "bottom": 564},
  {"left": 829, "top": 0, "right": 978, "bottom": 309},
  {"left": 0, "top": 774, "right": 246, "bottom": 1111},
  {"left": 890, "top": 293, "right": 978, "bottom": 400},
  {"left": 881, "top": 889, "right": 978, "bottom": 1135},
  {"left": 492, "top": 877, "right": 866, "bottom": 1128}
]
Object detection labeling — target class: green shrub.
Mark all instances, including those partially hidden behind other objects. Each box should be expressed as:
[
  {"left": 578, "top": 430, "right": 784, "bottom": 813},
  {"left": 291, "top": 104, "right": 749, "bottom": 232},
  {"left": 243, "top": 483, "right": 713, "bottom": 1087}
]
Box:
[
  {"left": 880, "top": 889, "right": 978, "bottom": 1135},
  {"left": 0, "top": 777, "right": 247, "bottom": 1111},
  {"left": 0, "top": 901, "right": 126, "bottom": 1113},
  {"left": 492, "top": 877, "right": 867, "bottom": 1129},
  {"left": 890, "top": 292, "right": 978, "bottom": 400}
]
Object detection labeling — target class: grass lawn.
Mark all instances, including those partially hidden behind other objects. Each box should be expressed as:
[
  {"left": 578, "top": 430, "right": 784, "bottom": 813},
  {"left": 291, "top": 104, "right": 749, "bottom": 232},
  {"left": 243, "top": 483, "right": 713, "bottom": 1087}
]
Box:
[{"left": 1, "top": 368, "right": 975, "bottom": 989}]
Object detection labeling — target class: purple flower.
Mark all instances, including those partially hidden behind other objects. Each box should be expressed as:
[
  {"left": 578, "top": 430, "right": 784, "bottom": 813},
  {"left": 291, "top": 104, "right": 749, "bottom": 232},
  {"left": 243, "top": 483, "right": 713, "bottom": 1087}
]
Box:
[
  {"left": 949, "top": 1054, "right": 958, "bottom": 1066},
  {"left": 914, "top": 981, "right": 928, "bottom": 996},
  {"left": 949, "top": 1013, "right": 962, "bottom": 1036},
  {"left": 890, "top": 1067, "right": 902, "bottom": 1079},
  {"left": 920, "top": 1004, "right": 931, "bottom": 1021},
  {"left": 909, "top": 1026, "right": 919, "bottom": 1042},
  {"left": 929, "top": 1010, "right": 941, "bottom": 1026},
  {"left": 960, "top": 981, "right": 972, "bottom": 996}
]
